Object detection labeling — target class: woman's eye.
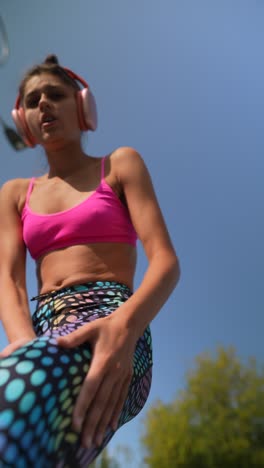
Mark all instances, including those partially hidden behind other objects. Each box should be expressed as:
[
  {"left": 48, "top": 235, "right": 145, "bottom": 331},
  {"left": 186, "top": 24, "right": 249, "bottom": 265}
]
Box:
[
  {"left": 49, "top": 92, "right": 65, "bottom": 100},
  {"left": 25, "top": 90, "right": 66, "bottom": 107},
  {"left": 26, "top": 97, "right": 39, "bottom": 108}
]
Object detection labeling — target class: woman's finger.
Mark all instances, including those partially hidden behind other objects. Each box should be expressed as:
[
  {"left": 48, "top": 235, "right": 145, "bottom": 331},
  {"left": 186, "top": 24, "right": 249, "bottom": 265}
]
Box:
[
  {"left": 110, "top": 372, "right": 132, "bottom": 431},
  {"left": 92, "top": 379, "right": 124, "bottom": 447},
  {"left": 56, "top": 323, "right": 93, "bottom": 348},
  {"left": 81, "top": 371, "right": 123, "bottom": 448},
  {"left": 72, "top": 353, "right": 106, "bottom": 431},
  {"left": 73, "top": 374, "right": 101, "bottom": 432},
  {"left": 0, "top": 337, "right": 34, "bottom": 358}
]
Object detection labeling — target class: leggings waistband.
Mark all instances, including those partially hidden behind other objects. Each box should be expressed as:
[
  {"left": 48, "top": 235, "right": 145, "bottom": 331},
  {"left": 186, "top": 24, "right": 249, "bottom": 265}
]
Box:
[{"left": 31, "top": 281, "right": 132, "bottom": 302}]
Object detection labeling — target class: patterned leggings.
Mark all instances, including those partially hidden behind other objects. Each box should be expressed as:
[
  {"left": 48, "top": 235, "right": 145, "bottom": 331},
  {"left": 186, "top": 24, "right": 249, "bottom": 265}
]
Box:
[{"left": 0, "top": 281, "right": 152, "bottom": 467}]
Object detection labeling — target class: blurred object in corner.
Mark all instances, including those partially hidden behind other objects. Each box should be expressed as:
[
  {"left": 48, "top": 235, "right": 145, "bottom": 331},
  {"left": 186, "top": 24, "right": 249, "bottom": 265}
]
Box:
[
  {"left": 0, "top": 15, "right": 9, "bottom": 66},
  {"left": 0, "top": 16, "right": 26, "bottom": 150},
  {"left": 0, "top": 116, "right": 27, "bottom": 150}
]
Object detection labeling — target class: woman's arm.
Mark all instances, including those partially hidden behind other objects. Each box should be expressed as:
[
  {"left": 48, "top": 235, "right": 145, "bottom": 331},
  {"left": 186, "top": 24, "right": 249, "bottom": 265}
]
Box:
[
  {"left": 58, "top": 147, "right": 180, "bottom": 447},
  {"left": 0, "top": 180, "right": 36, "bottom": 345},
  {"left": 111, "top": 146, "right": 180, "bottom": 334}
]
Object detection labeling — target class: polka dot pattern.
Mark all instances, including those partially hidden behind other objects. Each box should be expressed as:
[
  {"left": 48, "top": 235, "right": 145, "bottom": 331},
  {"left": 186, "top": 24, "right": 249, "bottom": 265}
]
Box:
[
  {"left": 16, "top": 361, "right": 34, "bottom": 375},
  {"left": 30, "top": 369, "right": 47, "bottom": 386},
  {"left": 19, "top": 392, "right": 36, "bottom": 413},
  {"left": 0, "top": 410, "right": 14, "bottom": 429},
  {"left": 10, "top": 419, "right": 25, "bottom": 438},
  {"left": 0, "top": 357, "right": 19, "bottom": 368},
  {"left": 5, "top": 379, "right": 25, "bottom": 402},
  {"left": 0, "top": 369, "right": 10, "bottom": 386},
  {"left": 0, "top": 281, "right": 152, "bottom": 467}
]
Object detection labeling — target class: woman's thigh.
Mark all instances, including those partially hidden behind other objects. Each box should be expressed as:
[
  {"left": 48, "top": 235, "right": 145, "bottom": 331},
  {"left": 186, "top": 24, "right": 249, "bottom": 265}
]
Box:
[
  {"left": 0, "top": 334, "right": 92, "bottom": 467},
  {"left": 0, "top": 282, "right": 153, "bottom": 467}
]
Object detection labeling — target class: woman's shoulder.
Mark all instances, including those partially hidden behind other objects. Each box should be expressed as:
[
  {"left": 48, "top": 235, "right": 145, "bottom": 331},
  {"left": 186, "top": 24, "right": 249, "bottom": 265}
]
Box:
[
  {"left": 1, "top": 177, "right": 31, "bottom": 193},
  {"left": 0, "top": 178, "right": 32, "bottom": 207},
  {"left": 109, "top": 147, "right": 145, "bottom": 172},
  {"left": 109, "top": 146, "right": 147, "bottom": 178},
  {"left": 110, "top": 146, "right": 142, "bottom": 162}
]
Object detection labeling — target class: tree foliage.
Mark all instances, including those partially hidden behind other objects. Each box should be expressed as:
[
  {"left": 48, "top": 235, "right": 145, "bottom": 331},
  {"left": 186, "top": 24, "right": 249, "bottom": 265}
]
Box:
[
  {"left": 141, "top": 347, "right": 264, "bottom": 467},
  {"left": 89, "top": 448, "right": 120, "bottom": 468}
]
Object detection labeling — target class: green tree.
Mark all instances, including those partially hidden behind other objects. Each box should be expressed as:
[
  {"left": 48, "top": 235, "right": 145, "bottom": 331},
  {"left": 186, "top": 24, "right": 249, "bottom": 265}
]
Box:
[
  {"left": 89, "top": 448, "right": 120, "bottom": 468},
  {"left": 141, "top": 347, "right": 264, "bottom": 468}
]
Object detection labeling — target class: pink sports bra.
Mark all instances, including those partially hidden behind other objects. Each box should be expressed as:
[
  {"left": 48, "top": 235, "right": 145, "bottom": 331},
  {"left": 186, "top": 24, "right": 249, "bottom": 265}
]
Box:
[{"left": 21, "top": 157, "right": 137, "bottom": 260}]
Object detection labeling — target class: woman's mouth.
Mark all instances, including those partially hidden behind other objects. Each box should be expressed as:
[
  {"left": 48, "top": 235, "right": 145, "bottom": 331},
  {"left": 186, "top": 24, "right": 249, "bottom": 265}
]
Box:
[{"left": 41, "top": 116, "right": 57, "bottom": 129}]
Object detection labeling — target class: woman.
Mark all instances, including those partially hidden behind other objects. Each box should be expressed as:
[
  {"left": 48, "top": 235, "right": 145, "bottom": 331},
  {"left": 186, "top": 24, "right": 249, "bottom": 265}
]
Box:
[{"left": 0, "top": 55, "right": 180, "bottom": 467}]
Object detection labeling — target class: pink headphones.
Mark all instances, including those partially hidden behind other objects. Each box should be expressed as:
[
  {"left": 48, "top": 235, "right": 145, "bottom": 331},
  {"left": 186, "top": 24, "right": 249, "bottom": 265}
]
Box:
[{"left": 11, "top": 68, "right": 98, "bottom": 148}]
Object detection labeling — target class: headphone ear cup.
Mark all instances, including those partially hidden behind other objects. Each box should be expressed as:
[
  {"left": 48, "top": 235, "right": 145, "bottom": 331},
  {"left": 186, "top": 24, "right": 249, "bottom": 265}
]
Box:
[
  {"left": 76, "top": 88, "right": 98, "bottom": 131},
  {"left": 11, "top": 108, "right": 36, "bottom": 148}
]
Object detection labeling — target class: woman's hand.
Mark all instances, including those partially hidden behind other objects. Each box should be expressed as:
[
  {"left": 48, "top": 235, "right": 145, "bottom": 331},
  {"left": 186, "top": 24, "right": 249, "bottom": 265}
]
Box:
[
  {"left": 0, "top": 334, "right": 36, "bottom": 358},
  {"left": 56, "top": 314, "right": 137, "bottom": 448}
]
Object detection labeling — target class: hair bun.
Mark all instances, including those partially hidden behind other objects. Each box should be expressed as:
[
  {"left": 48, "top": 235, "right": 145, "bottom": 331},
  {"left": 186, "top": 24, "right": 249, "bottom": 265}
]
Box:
[{"left": 44, "top": 54, "right": 59, "bottom": 65}]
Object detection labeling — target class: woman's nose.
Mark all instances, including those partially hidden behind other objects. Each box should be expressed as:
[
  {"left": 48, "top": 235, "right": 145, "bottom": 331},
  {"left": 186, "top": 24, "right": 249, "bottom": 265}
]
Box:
[{"left": 39, "top": 94, "right": 51, "bottom": 110}]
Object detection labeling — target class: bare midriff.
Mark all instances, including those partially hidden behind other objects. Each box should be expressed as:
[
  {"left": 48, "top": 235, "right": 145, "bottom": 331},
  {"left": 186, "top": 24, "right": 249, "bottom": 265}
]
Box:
[{"left": 36, "top": 243, "right": 137, "bottom": 294}]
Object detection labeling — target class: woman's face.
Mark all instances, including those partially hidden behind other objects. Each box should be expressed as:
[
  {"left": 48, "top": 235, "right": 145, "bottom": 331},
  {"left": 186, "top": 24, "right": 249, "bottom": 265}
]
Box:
[{"left": 23, "top": 73, "right": 81, "bottom": 148}]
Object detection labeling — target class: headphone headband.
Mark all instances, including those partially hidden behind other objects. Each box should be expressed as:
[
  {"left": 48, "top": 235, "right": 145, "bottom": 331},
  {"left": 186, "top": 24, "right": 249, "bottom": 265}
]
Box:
[
  {"left": 14, "top": 67, "right": 89, "bottom": 110},
  {"left": 62, "top": 68, "right": 89, "bottom": 89}
]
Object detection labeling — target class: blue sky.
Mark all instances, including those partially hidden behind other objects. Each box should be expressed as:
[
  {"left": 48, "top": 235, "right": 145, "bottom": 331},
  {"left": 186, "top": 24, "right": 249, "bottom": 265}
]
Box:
[{"left": 1, "top": 1, "right": 263, "bottom": 465}]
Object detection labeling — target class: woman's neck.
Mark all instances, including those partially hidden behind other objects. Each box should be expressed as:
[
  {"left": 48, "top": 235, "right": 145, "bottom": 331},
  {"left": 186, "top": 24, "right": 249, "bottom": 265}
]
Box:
[{"left": 44, "top": 141, "right": 90, "bottom": 179}]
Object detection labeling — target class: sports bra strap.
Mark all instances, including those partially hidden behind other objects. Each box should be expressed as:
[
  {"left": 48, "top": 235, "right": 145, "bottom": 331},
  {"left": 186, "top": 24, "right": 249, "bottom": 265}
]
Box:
[
  {"left": 101, "top": 156, "right": 106, "bottom": 180},
  {"left": 26, "top": 178, "right": 35, "bottom": 204}
]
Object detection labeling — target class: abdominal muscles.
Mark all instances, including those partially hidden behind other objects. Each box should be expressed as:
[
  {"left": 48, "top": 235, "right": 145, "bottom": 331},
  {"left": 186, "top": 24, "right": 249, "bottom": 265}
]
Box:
[{"left": 36, "top": 243, "right": 137, "bottom": 294}]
